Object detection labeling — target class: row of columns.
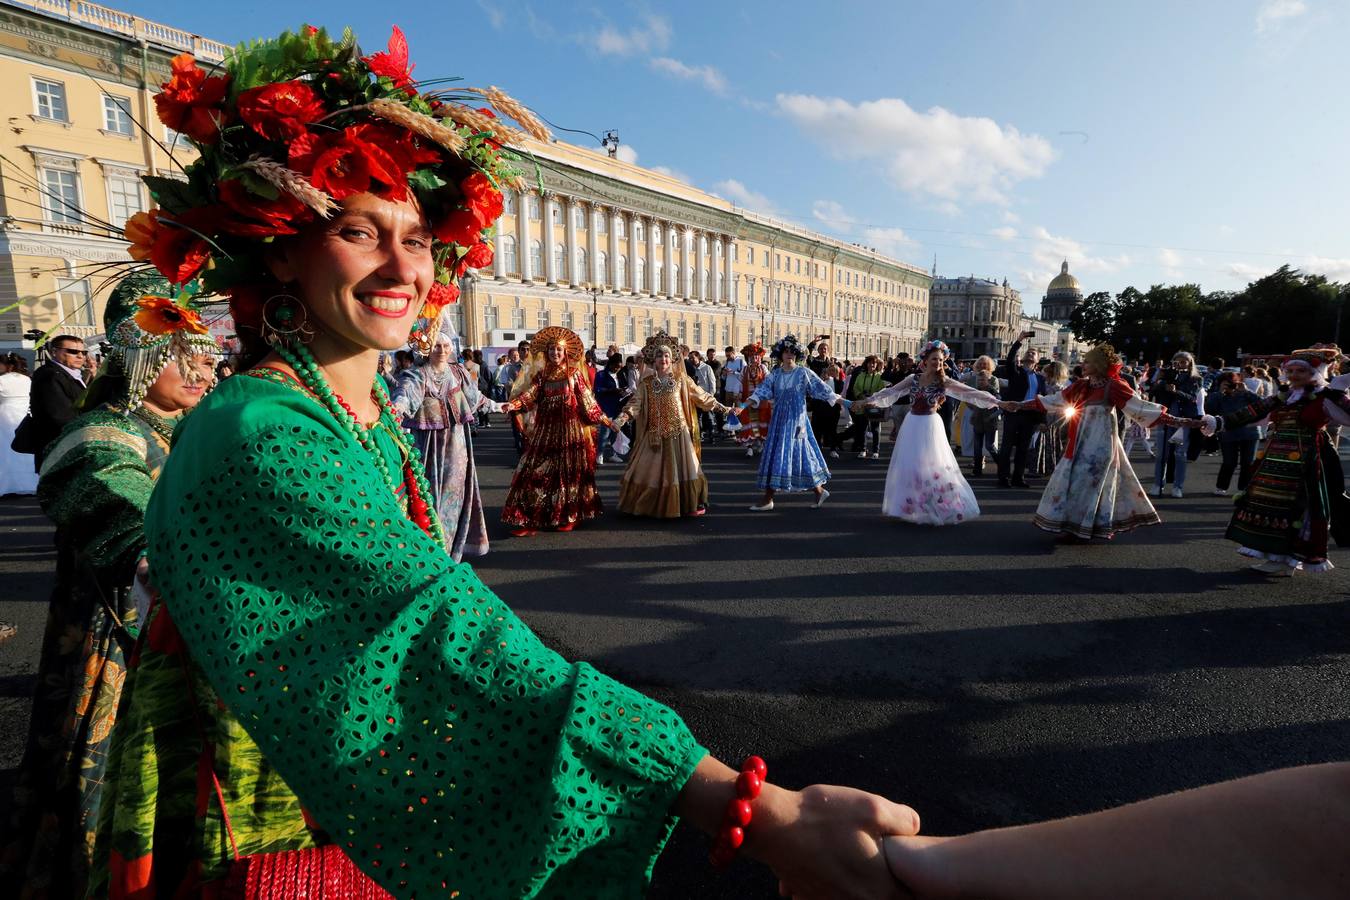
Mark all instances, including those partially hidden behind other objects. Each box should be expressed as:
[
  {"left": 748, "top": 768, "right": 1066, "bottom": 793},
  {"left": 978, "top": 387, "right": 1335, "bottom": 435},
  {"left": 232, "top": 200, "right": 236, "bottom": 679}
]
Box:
[{"left": 492, "top": 190, "right": 737, "bottom": 306}]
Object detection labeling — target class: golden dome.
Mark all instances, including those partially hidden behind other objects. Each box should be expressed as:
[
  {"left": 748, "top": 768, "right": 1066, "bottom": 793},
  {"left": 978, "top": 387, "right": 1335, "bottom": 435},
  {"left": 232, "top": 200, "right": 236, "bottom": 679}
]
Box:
[{"left": 1047, "top": 260, "right": 1081, "bottom": 294}]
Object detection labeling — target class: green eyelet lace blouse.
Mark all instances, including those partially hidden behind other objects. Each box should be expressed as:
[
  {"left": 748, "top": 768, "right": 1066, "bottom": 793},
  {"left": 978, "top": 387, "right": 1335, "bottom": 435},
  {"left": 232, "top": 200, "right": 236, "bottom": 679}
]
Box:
[{"left": 97, "top": 373, "right": 705, "bottom": 898}]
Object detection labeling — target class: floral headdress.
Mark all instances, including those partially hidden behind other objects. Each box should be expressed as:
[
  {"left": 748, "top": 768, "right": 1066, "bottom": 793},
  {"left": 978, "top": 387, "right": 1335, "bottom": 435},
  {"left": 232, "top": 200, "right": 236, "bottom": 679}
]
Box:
[
  {"left": 770, "top": 334, "right": 805, "bottom": 360},
  {"left": 641, "top": 331, "right": 681, "bottom": 365},
  {"left": 918, "top": 339, "right": 950, "bottom": 361},
  {"left": 125, "top": 24, "right": 549, "bottom": 352},
  {"left": 99, "top": 271, "right": 220, "bottom": 411},
  {"left": 1083, "top": 343, "right": 1124, "bottom": 380},
  {"left": 741, "top": 341, "right": 766, "bottom": 359}
]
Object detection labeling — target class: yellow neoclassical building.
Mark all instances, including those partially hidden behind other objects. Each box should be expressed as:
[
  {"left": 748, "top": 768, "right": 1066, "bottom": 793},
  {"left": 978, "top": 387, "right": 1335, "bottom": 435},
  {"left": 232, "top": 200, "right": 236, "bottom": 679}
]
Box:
[
  {"left": 0, "top": 0, "right": 228, "bottom": 353},
  {"left": 456, "top": 138, "right": 931, "bottom": 361},
  {"left": 0, "top": 0, "right": 931, "bottom": 361}
]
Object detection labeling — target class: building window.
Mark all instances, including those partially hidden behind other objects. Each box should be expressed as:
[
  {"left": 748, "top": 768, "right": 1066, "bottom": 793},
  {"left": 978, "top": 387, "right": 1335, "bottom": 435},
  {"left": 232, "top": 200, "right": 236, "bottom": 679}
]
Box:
[
  {"left": 554, "top": 243, "right": 567, "bottom": 280},
  {"left": 529, "top": 240, "right": 542, "bottom": 275},
  {"left": 616, "top": 217, "right": 626, "bottom": 238},
  {"left": 575, "top": 248, "right": 588, "bottom": 280},
  {"left": 596, "top": 211, "right": 607, "bottom": 234},
  {"left": 106, "top": 174, "right": 143, "bottom": 229},
  {"left": 527, "top": 195, "right": 541, "bottom": 220},
  {"left": 672, "top": 264, "right": 680, "bottom": 292},
  {"left": 503, "top": 192, "right": 517, "bottom": 215},
  {"left": 512, "top": 304, "right": 526, "bottom": 329},
  {"left": 33, "top": 78, "right": 68, "bottom": 121},
  {"left": 795, "top": 258, "right": 801, "bottom": 274},
  {"left": 634, "top": 220, "right": 645, "bottom": 241},
  {"left": 550, "top": 203, "right": 561, "bottom": 225},
  {"left": 596, "top": 250, "right": 608, "bottom": 285},
  {"left": 617, "top": 255, "right": 627, "bottom": 289},
  {"left": 537, "top": 308, "right": 550, "bottom": 329},
  {"left": 624, "top": 316, "right": 636, "bottom": 342},
  {"left": 693, "top": 319, "right": 702, "bottom": 345},
  {"left": 562, "top": 308, "right": 574, "bottom": 330},
  {"left": 722, "top": 323, "right": 731, "bottom": 346},
  {"left": 651, "top": 224, "right": 661, "bottom": 243},
  {"left": 501, "top": 235, "right": 518, "bottom": 273},
  {"left": 40, "top": 165, "right": 82, "bottom": 228},
  {"left": 677, "top": 319, "right": 687, "bottom": 341},
  {"left": 57, "top": 270, "right": 94, "bottom": 326},
  {"left": 573, "top": 206, "right": 586, "bottom": 229},
  {"left": 635, "top": 256, "right": 646, "bottom": 289},
  {"left": 103, "top": 95, "right": 134, "bottom": 135},
  {"left": 484, "top": 304, "right": 499, "bottom": 332},
  {"left": 604, "top": 314, "right": 616, "bottom": 342},
  {"left": 747, "top": 247, "right": 754, "bottom": 265}
]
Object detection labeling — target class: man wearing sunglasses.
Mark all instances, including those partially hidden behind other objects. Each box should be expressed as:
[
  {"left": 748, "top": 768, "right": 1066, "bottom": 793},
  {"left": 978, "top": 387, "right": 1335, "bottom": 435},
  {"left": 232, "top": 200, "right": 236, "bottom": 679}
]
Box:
[{"left": 27, "top": 335, "right": 88, "bottom": 470}]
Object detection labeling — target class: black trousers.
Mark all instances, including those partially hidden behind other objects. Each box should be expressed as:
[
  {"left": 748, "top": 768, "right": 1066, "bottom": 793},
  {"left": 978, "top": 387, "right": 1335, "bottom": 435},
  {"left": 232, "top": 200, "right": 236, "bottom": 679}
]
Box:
[
  {"left": 997, "top": 411, "right": 1039, "bottom": 482},
  {"left": 1216, "top": 437, "right": 1258, "bottom": 491}
]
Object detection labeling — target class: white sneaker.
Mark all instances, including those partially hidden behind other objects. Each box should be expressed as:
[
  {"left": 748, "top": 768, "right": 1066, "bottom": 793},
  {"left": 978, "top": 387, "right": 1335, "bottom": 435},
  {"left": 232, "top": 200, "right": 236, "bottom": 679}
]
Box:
[
  {"left": 1213, "top": 488, "right": 1230, "bottom": 496},
  {"left": 1171, "top": 487, "right": 1184, "bottom": 498},
  {"left": 1151, "top": 485, "right": 1164, "bottom": 497},
  {"left": 829, "top": 450, "right": 840, "bottom": 459},
  {"left": 745, "top": 446, "right": 754, "bottom": 458},
  {"left": 857, "top": 451, "right": 868, "bottom": 459},
  {"left": 749, "top": 500, "right": 775, "bottom": 511},
  {"left": 813, "top": 489, "right": 830, "bottom": 508},
  {"left": 596, "top": 457, "right": 604, "bottom": 466},
  {"left": 870, "top": 451, "right": 880, "bottom": 460}
]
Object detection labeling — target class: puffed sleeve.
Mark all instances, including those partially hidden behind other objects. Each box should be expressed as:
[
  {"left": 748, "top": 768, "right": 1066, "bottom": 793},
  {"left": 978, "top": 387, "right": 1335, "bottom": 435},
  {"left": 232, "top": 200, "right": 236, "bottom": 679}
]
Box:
[
  {"left": 38, "top": 413, "right": 152, "bottom": 584},
  {"left": 943, "top": 378, "right": 1003, "bottom": 410},
  {"left": 803, "top": 368, "right": 842, "bottom": 405},
  {"left": 501, "top": 375, "right": 541, "bottom": 414},
  {"left": 864, "top": 375, "right": 914, "bottom": 410},
  {"left": 389, "top": 368, "right": 426, "bottom": 420},
  {"left": 144, "top": 411, "right": 706, "bottom": 898},
  {"left": 747, "top": 369, "right": 777, "bottom": 406},
  {"left": 573, "top": 371, "right": 609, "bottom": 425}
]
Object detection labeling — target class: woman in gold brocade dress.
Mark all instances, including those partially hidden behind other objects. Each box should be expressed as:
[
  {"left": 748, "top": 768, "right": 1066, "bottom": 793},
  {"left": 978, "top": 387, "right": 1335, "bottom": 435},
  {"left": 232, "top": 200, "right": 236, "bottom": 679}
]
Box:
[
  {"left": 500, "top": 327, "right": 614, "bottom": 535},
  {"left": 614, "top": 333, "right": 731, "bottom": 518}
]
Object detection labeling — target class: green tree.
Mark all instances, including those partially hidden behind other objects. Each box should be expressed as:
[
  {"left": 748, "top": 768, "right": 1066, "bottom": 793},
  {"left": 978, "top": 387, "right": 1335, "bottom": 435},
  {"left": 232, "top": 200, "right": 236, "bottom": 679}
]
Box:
[{"left": 1069, "top": 291, "right": 1115, "bottom": 344}]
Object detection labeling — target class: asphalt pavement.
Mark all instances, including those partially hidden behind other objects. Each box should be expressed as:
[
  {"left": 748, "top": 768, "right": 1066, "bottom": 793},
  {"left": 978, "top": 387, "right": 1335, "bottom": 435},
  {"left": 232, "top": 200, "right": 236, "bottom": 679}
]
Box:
[{"left": 3, "top": 422, "right": 1347, "bottom": 898}]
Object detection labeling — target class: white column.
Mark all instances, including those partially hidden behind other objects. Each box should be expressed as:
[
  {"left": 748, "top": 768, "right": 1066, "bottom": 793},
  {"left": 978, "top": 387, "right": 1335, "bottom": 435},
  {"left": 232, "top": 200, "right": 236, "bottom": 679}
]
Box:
[
  {"left": 679, "top": 226, "right": 691, "bottom": 303},
  {"left": 608, "top": 207, "right": 621, "bottom": 292},
  {"left": 694, "top": 230, "right": 706, "bottom": 304},
  {"left": 587, "top": 203, "right": 600, "bottom": 286},
  {"left": 563, "top": 196, "right": 579, "bottom": 287},
  {"left": 663, "top": 221, "right": 676, "bottom": 298},
  {"left": 493, "top": 218, "right": 507, "bottom": 280},
  {"left": 724, "top": 238, "right": 735, "bottom": 306},
  {"left": 543, "top": 194, "right": 558, "bottom": 285},
  {"left": 645, "top": 216, "right": 658, "bottom": 294},
  {"left": 516, "top": 189, "right": 532, "bottom": 282}
]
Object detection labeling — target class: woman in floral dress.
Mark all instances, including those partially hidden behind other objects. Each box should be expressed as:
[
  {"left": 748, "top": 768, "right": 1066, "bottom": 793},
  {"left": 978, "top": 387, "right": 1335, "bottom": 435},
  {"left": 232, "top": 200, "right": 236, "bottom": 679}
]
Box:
[
  {"left": 1, "top": 273, "right": 217, "bottom": 897},
  {"left": 500, "top": 326, "right": 615, "bottom": 534},
  {"left": 735, "top": 335, "right": 846, "bottom": 511},
  {"left": 1005, "top": 344, "right": 1198, "bottom": 542},
  {"left": 736, "top": 341, "right": 772, "bottom": 456},
  {"left": 858, "top": 340, "right": 1003, "bottom": 525}
]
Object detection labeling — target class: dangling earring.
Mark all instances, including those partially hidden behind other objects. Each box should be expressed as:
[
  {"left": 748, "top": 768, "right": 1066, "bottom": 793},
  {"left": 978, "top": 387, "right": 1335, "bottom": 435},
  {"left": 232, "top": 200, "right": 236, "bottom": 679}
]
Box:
[{"left": 261, "top": 292, "right": 314, "bottom": 346}]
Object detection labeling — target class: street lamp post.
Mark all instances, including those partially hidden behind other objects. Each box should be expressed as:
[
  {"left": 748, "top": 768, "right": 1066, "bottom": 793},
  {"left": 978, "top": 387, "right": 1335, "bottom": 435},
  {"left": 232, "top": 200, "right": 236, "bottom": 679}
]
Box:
[{"left": 582, "top": 281, "right": 601, "bottom": 350}]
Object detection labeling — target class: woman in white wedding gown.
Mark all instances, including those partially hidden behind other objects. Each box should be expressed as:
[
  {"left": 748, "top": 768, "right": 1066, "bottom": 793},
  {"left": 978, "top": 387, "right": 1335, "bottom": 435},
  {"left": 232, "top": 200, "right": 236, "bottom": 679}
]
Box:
[
  {"left": 857, "top": 341, "right": 1002, "bottom": 525},
  {"left": 0, "top": 354, "right": 39, "bottom": 496}
]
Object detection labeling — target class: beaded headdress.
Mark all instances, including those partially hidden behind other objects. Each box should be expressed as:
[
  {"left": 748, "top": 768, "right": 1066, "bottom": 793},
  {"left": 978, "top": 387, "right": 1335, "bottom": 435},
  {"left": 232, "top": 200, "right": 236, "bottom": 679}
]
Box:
[
  {"left": 1285, "top": 346, "right": 1338, "bottom": 381},
  {"left": 528, "top": 326, "right": 584, "bottom": 364},
  {"left": 918, "top": 339, "right": 950, "bottom": 361},
  {"left": 771, "top": 334, "right": 805, "bottom": 360},
  {"left": 124, "top": 24, "right": 549, "bottom": 353},
  {"left": 641, "top": 331, "right": 681, "bottom": 365},
  {"left": 101, "top": 271, "right": 220, "bottom": 411}
]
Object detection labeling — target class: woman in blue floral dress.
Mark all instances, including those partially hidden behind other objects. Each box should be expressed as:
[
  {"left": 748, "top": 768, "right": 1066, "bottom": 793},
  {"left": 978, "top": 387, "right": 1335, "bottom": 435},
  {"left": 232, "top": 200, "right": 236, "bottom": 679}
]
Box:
[{"left": 736, "top": 335, "right": 846, "bottom": 511}]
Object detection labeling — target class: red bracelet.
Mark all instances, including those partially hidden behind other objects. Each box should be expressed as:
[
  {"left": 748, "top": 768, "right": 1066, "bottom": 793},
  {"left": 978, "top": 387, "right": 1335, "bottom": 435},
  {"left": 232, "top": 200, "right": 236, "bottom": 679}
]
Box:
[{"left": 710, "top": 756, "right": 768, "bottom": 868}]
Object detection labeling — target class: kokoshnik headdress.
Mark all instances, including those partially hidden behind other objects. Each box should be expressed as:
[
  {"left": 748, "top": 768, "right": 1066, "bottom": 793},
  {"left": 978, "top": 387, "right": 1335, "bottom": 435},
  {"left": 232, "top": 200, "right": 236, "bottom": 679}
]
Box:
[
  {"left": 918, "top": 339, "right": 950, "bottom": 361},
  {"left": 102, "top": 271, "right": 220, "bottom": 411},
  {"left": 123, "top": 24, "right": 549, "bottom": 352},
  {"left": 527, "top": 326, "right": 585, "bottom": 365},
  {"left": 770, "top": 334, "right": 805, "bottom": 360},
  {"left": 641, "top": 331, "right": 681, "bottom": 365},
  {"left": 1286, "top": 345, "right": 1340, "bottom": 382}
]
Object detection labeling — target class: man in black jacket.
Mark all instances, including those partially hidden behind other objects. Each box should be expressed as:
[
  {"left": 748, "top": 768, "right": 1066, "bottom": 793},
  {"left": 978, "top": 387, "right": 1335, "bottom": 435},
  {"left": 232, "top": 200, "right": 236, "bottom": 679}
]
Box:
[
  {"left": 996, "top": 331, "right": 1046, "bottom": 487},
  {"left": 28, "top": 335, "right": 88, "bottom": 471}
]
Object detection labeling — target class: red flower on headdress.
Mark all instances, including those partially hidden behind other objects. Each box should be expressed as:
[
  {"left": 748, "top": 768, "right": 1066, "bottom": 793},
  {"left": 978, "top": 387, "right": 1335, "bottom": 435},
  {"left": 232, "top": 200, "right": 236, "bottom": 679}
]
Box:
[
  {"left": 237, "top": 80, "right": 326, "bottom": 142},
  {"left": 432, "top": 208, "right": 484, "bottom": 248},
  {"left": 216, "top": 178, "right": 315, "bottom": 238},
  {"left": 460, "top": 172, "right": 504, "bottom": 228},
  {"left": 289, "top": 126, "right": 410, "bottom": 201},
  {"left": 226, "top": 283, "right": 268, "bottom": 332},
  {"left": 459, "top": 241, "right": 494, "bottom": 272},
  {"left": 134, "top": 295, "right": 209, "bottom": 336},
  {"left": 424, "top": 281, "right": 461, "bottom": 311},
  {"left": 365, "top": 25, "right": 416, "bottom": 92},
  {"left": 124, "top": 210, "right": 214, "bottom": 286},
  {"left": 155, "top": 53, "right": 231, "bottom": 145}
]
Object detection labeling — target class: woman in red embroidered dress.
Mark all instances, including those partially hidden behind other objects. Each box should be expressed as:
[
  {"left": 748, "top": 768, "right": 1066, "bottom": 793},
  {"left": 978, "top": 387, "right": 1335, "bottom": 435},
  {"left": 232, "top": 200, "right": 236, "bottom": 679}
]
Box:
[{"left": 501, "top": 326, "right": 615, "bottom": 535}]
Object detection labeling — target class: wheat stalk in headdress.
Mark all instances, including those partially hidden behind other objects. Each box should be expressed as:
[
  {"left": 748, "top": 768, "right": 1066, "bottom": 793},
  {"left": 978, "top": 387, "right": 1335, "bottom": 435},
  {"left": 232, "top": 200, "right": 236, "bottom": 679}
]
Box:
[
  {"left": 466, "top": 86, "right": 552, "bottom": 142},
  {"left": 238, "top": 157, "right": 337, "bottom": 217},
  {"left": 366, "top": 98, "right": 467, "bottom": 154},
  {"left": 438, "top": 103, "right": 528, "bottom": 146}
]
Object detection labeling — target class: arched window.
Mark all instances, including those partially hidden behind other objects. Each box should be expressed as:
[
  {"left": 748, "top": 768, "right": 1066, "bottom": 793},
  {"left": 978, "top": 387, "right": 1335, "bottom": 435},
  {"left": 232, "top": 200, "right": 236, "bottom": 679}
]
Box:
[
  {"left": 529, "top": 240, "right": 542, "bottom": 275},
  {"left": 554, "top": 243, "right": 567, "bottom": 280},
  {"left": 635, "top": 220, "right": 645, "bottom": 241},
  {"left": 527, "top": 195, "right": 541, "bottom": 220},
  {"left": 617, "top": 254, "right": 628, "bottom": 289},
  {"left": 718, "top": 273, "right": 725, "bottom": 297},
  {"left": 636, "top": 257, "right": 646, "bottom": 290},
  {"left": 654, "top": 262, "right": 663, "bottom": 289},
  {"left": 597, "top": 250, "right": 608, "bottom": 285},
  {"left": 652, "top": 225, "right": 661, "bottom": 243},
  {"left": 616, "top": 217, "right": 626, "bottom": 238},
  {"left": 706, "top": 271, "right": 714, "bottom": 297},
  {"left": 503, "top": 192, "right": 517, "bottom": 215},
  {"left": 573, "top": 206, "right": 586, "bottom": 229},
  {"left": 575, "top": 248, "right": 588, "bottom": 281},
  {"left": 672, "top": 264, "right": 680, "bottom": 292},
  {"left": 501, "top": 235, "right": 518, "bottom": 274}
]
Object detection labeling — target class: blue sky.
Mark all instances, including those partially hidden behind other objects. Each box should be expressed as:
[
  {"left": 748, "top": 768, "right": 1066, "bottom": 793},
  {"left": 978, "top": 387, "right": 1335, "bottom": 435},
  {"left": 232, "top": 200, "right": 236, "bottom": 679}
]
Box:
[{"left": 117, "top": 0, "right": 1348, "bottom": 311}]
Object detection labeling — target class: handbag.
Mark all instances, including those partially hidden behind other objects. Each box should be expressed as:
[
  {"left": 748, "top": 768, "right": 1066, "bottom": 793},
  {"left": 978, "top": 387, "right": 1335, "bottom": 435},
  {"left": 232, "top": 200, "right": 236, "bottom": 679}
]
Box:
[
  {"left": 178, "top": 645, "right": 391, "bottom": 899},
  {"left": 10, "top": 414, "right": 38, "bottom": 454}
]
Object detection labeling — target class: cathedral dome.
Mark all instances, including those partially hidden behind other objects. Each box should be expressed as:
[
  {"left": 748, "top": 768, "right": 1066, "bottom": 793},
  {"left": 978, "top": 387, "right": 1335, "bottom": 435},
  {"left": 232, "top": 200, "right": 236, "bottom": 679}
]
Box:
[{"left": 1047, "top": 260, "right": 1081, "bottom": 294}]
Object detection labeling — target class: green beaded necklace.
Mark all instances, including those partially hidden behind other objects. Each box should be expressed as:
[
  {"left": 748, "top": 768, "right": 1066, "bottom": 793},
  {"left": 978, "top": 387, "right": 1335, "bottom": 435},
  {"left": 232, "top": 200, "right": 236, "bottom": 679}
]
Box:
[{"left": 273, "top": 342, "right": 446, "bottom": 547}]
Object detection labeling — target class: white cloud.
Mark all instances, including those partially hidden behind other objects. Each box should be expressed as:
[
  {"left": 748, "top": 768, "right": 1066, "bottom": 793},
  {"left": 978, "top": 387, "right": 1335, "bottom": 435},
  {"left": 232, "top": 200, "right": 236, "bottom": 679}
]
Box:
[
  {"left": 1159, "top": 247, "right": 1185, "bottom": 280},
  {"left": 810, "top": 200, "right": 917, "bottom": 261},
  {"left": 1001, "top": 210, "right": 1021, "bottom": 225},
  {"left": 650, "top": 165, "right": 692, "bottom": 184},
  {"left": 614, "top": 144, "right": 639, "bottom": 165},
  {"left": 1255, "top": 0, "right": 1308, "bottom": 33},
  {"left": 476, "top": 0, "right": 506, "bottom": 29},
  {"left": 715, "top": 179, "right": 781, "bottom": 215},
  {"left": 991, "top": 226, "right": 1018, "bottom": 240},
  {"left": 650, "top": 57, "right": 728, "bottom": 94},
  {"left": 1228, "top": 256, "right": 1350, "bottom": 282},
  {"left": 776, "top": 94, "right": 1056, "bottom": 208},
  {"left": 591, "top": 14, "right": 672, "bottom": 55},
  {"left": 1014, "top": 226, "right": 1130, "bottom": 296}
]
